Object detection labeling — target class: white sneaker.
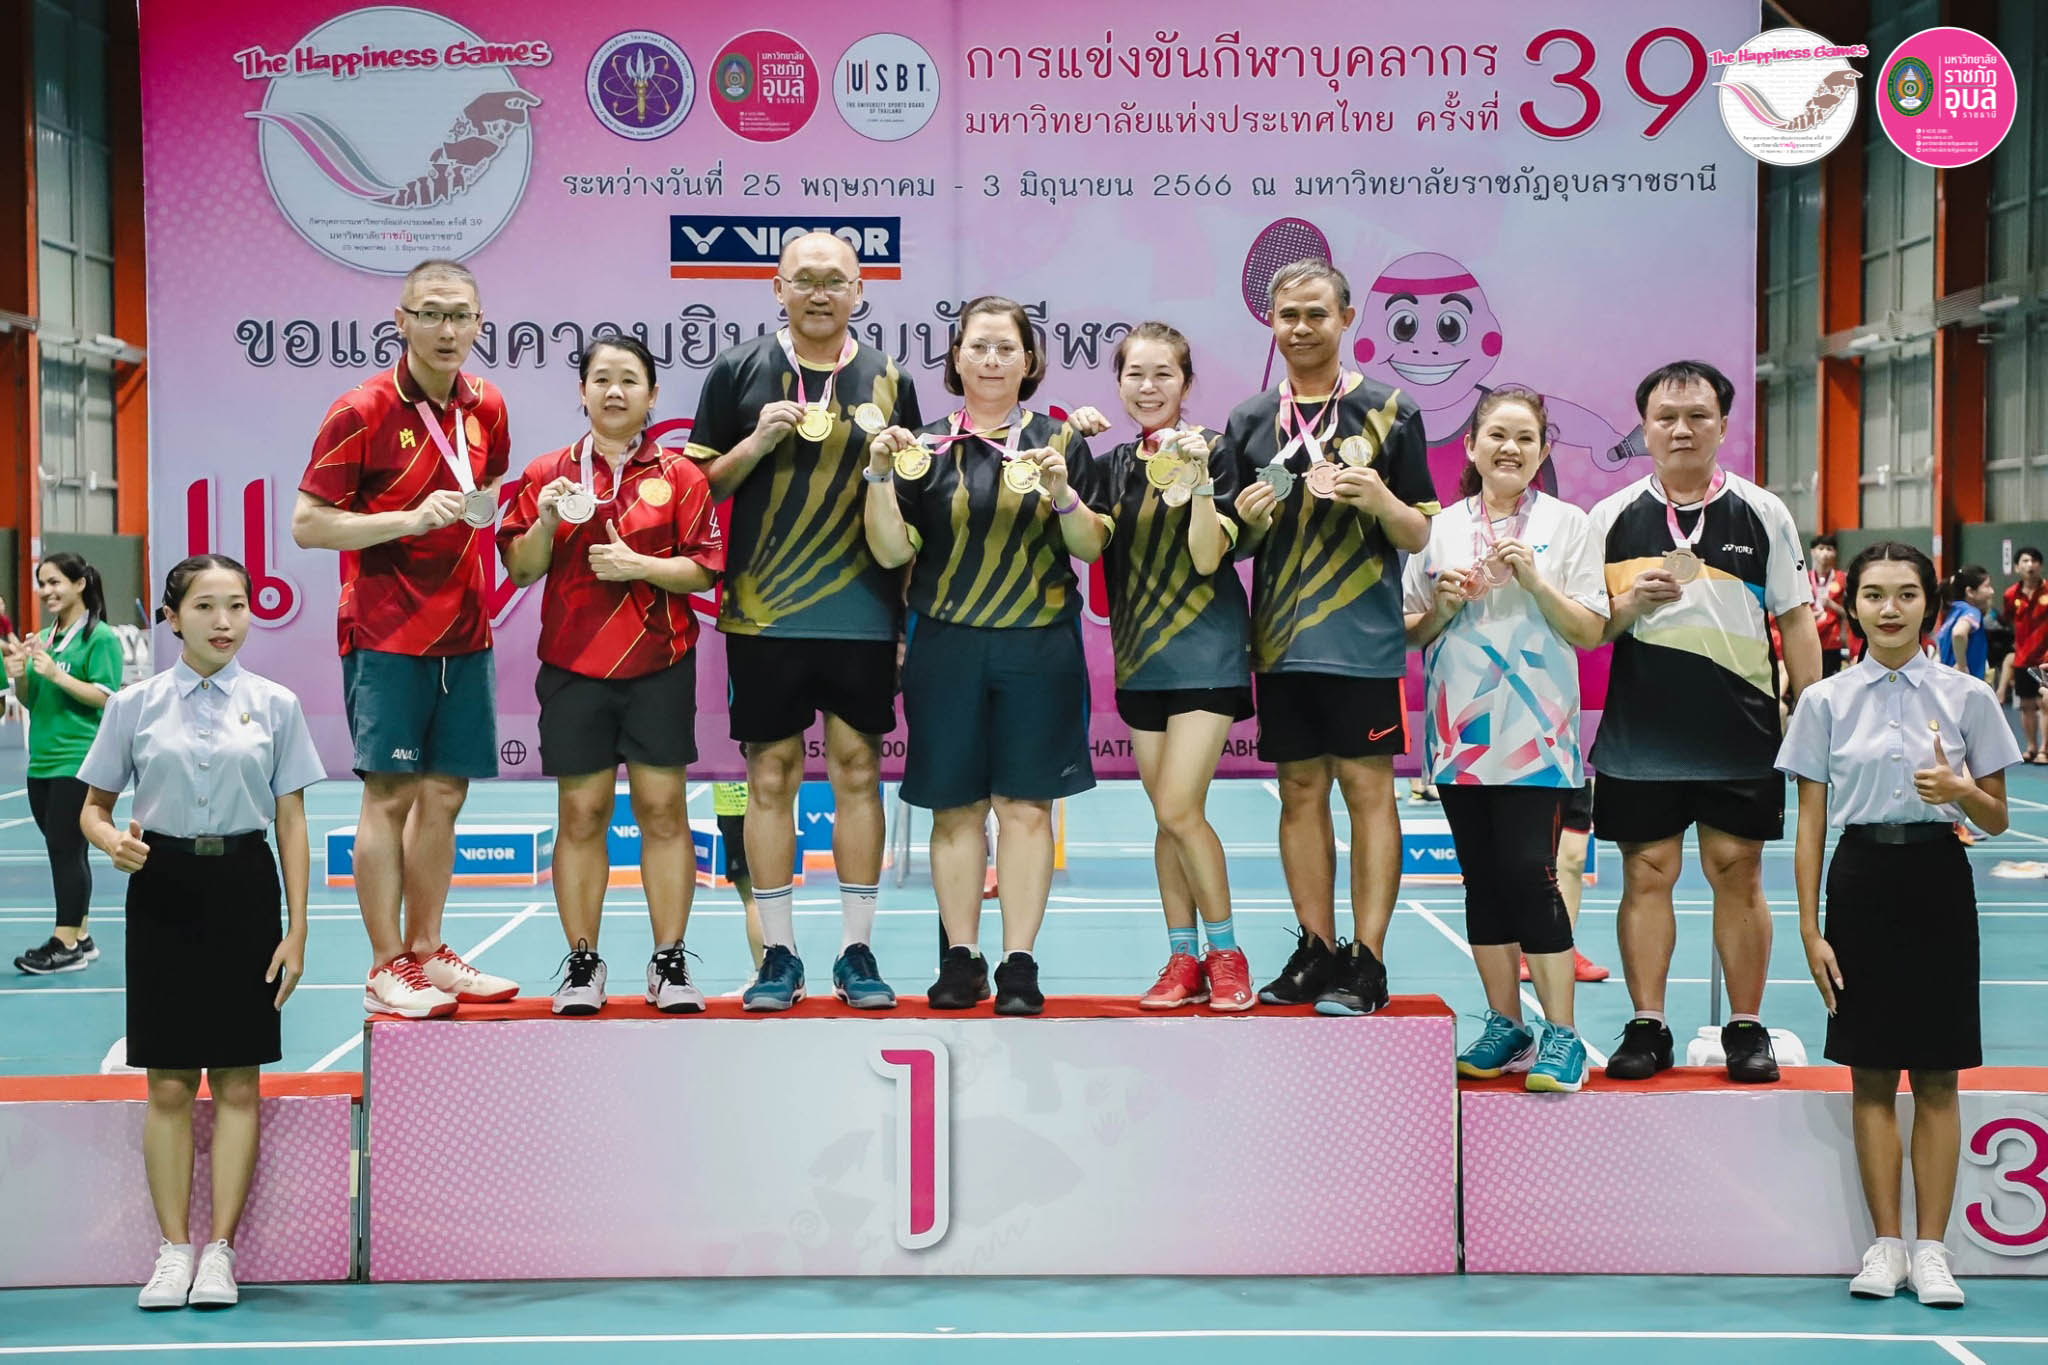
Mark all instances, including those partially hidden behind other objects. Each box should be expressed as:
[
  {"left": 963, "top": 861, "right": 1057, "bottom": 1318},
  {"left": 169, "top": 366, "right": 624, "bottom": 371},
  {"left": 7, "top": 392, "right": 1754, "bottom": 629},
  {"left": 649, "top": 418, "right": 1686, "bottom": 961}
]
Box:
[
  {"left": 364, "top": 953, "right": 459, "bottom": 1019},
  {"left": 421, "top": 945, "right": 518, "bottom": 1003},
  {"left": 1909, "top": 1242, "right": 1965, "bottom": 1307},
  {"left": 137, "top": 1240, "right": 194, "bottom": 1309},
  {"left": 1849, "top": 1239, "right": 1908, "bottom": 1298},
  {"left": 186, "top": 1240, "right": 238, "bottom": 1307},
  {"left": 552, "top": 948, "right": 606, "bottom": 1016},
  {"left": 645, "top": 947, "right": 705, "bottom": 1014}
]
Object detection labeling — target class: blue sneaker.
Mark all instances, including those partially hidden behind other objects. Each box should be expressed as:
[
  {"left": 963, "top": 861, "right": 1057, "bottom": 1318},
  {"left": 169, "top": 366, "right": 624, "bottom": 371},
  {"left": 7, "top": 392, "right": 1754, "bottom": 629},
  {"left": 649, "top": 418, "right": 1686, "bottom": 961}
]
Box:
[
  {"left": 743, "top": 945, "right": 805, "bottom": 1012},
  {"left": 1455, "top": 1009, "right": 1537, "bottom": 1079},
  {"left": 832, "top": 944, "right": 897, "bottom": 1009},
  {"left": 1525, "top": 1022, "right": 1589, "bottom": 1093}
]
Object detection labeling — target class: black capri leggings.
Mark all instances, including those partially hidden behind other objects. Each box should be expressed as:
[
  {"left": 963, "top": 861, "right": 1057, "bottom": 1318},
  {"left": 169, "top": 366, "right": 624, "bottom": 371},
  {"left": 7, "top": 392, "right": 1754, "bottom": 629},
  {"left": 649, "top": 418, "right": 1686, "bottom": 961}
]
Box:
[
  {"left": 28, "top": 776, "right": 93, "bottom": 931},
  {"left": 1437, "top": 784, "right": 1573, "bottom": 955}
]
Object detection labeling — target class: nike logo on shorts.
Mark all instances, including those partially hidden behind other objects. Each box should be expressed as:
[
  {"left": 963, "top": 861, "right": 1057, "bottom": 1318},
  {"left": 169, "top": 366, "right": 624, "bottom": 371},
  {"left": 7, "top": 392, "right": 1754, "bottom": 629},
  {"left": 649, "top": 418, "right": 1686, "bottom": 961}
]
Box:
[{"left": 1367, "top": 725, "right": 1399, "bottom": 742}]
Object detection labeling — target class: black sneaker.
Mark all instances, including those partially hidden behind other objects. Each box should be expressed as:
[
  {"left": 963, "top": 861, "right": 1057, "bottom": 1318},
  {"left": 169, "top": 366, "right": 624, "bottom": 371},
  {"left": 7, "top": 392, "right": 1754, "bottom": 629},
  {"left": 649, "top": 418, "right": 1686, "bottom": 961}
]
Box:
[
  {"left": 1313, "top": 941, "right": 1389, "bottom": 1016},
  {"left": 1604, "top": 1017, "right": 1674, "bottom": 1080},
  {"left": 929, "top": 946, "right": 991, "bottom": 1010},
  {"left": 15, "top": 937, "right": 90, "bottom": 975},
  {"left": 76, "top": 935, "right": 100, "bottom": 962},
  {"left": 993, "top": 952, "right": 1044, "bottom": 1016},
  {"left": 1257, "top": 927, "right": 1340, "bottom": 1005},
  {"left": 1722, "top": 1021, "right": 1781, "bottom": 1084}
]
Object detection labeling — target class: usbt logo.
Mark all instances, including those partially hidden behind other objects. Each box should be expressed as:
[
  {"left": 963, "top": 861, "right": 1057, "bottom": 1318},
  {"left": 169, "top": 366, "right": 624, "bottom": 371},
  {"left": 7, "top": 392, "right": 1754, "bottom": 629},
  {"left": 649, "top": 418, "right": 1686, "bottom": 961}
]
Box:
[{"left": 237, "top": 7, "right": 548, "bottom": 275}]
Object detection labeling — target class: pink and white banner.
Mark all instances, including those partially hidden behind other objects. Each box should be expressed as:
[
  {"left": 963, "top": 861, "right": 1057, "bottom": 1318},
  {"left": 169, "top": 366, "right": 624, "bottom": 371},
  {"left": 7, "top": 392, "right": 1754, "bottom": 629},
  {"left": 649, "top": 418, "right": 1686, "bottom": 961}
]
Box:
[
  {"left": 364, "top": 999, "right": 1457, "bottom": 1278},
  {"left": 140, "top": 1, "right": 1758, "bottom": 779}
]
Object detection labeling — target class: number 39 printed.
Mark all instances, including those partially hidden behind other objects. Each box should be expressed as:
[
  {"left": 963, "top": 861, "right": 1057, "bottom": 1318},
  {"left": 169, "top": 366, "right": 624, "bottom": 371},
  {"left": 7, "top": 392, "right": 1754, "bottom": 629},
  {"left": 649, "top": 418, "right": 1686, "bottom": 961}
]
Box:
[
  {"left": 1963, "top": 1115, "right": 2048, "bottom": 1257},
  {"left": 870, "top": 1040, "right": 951, "bottom": 1251}
]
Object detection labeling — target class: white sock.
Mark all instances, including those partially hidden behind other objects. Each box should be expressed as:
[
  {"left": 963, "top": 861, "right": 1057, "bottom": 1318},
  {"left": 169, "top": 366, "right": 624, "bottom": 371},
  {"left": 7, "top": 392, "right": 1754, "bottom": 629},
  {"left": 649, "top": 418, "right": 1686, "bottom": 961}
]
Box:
[
  {"left": 840, "top": 882, "right": 879, "bottom": 950},
  {"left": 1913, "top": 1239, "right": 1947, "bottom": 1258},
  {"left": 755, "top": 885, "right": 796, "bottom": 952},
  {"left": 1729, "top": 1012, "right": 1762, "bottom": 1026},
  {"left": 1634, "top": 1009, "right": 1667, "bottom": 1026},
  {"left": 165, "top": 1241, "right": 192, "bottom": 1254},
  {"left": 1876, "top": 1235, "right": 1907, "bottom": 1250}
]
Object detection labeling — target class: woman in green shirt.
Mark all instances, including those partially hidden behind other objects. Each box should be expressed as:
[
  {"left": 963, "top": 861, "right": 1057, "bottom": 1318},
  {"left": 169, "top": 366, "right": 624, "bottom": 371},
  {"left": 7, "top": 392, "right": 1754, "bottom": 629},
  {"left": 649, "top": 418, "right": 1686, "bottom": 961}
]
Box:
[{"left": 6, "top": 552, "right": 124, "bottom": 974}]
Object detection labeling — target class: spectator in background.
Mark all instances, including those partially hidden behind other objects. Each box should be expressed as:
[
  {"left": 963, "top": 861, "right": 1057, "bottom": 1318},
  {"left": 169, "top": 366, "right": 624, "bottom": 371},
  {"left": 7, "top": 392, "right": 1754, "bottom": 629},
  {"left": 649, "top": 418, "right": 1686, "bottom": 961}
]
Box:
[
  {"left": 1809, "top": 534, "right": 1849, "bottom": 677},
  {"left": 1936, "top": 566, "right": 1993, "bottom": 683},
  {"left": 1998, "top": 547, "right": 2048, "bottom": 764}
]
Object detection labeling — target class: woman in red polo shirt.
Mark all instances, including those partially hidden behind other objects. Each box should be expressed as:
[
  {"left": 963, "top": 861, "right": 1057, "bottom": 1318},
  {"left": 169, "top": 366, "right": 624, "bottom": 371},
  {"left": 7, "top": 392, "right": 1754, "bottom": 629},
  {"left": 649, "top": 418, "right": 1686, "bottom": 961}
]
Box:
[{"left": 499, "top": 334, "right": 725, "bottom": 1017}]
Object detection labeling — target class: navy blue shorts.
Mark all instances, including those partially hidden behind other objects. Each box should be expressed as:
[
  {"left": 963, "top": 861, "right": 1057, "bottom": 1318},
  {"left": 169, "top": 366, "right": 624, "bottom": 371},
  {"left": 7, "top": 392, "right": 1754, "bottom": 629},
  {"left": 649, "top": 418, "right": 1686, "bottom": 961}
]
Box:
[
  {"left": 341, "top": 648, "right": 498, "bottom": 780},
  {"left": 899, "top": 617, "right": 1095, "bottom": 810}
]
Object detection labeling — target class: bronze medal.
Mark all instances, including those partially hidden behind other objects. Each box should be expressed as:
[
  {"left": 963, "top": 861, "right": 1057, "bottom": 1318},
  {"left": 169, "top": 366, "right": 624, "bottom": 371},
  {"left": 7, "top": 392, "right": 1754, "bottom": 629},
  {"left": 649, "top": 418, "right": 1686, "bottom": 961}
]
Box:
[
  {"left": 1306, "top": 462, "right": 1341, "bottom": 499},
  {"left": 1663, "top": 547, "right": 1702, "bottom": 583}
]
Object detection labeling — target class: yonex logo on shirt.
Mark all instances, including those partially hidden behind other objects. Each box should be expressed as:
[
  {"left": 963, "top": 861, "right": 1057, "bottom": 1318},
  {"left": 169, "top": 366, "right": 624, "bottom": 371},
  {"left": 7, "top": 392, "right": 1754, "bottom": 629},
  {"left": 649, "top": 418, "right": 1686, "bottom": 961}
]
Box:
[{"left": 1722, "top": 543, "right": 1757, "bottom": 555}]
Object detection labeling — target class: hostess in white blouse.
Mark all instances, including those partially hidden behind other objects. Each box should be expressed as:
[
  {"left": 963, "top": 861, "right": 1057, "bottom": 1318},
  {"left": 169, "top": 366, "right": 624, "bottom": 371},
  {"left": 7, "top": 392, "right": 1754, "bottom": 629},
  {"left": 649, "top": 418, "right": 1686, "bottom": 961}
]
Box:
[
  {"left": 78, "top": 658, "right": 327, "bottom": 838},
  {"left": 1775, "top": 650, "right": 2022, "bottom": 827}
]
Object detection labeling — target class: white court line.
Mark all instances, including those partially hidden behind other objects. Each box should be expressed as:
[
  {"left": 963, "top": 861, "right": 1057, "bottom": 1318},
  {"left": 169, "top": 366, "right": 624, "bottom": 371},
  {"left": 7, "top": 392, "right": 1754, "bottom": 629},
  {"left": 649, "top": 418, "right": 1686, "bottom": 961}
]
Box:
[
  {"left": 1666, "top": 978, "right": 2048, "bottom": 988},
  {"left": 1258, "top": 778, "right": 1349, "bottom": 851},
  {"left": 1402, "top": 899, "right": 1609, "bottom": 1068},
  {"left": 306, "top": 902, "right": 546, "bottom": 1074},
  {"left": 1936, "top": 1339, "right": 1990, "bottom": 1365},
  {"left": 0, "top": 983, "right": 388, "bottom": 997},
  {"left": 1, "top": 1328, "right": 2043, "bottom": 1355},
  {"left": 0, "top": 815, "right": 35, "bottom": 832},
  {"left": 0, "top": 787, "right": 23, "bottom": 802}
]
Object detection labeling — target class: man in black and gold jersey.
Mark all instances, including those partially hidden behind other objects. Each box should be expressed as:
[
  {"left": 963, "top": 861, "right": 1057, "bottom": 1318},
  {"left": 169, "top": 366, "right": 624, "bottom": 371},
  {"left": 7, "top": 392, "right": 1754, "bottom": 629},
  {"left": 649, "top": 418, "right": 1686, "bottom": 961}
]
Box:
[
  {"left": 1217, "top": 260, "right": 1438, "bottom": 1016},
  {"left": 687, "top": 231, "right": 923, "bottom": 1012}
]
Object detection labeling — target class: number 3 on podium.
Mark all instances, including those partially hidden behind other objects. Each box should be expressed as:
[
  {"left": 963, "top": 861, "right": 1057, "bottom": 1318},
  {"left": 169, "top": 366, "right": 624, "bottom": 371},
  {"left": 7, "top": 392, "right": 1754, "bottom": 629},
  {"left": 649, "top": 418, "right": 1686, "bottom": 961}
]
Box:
[
  {"left": 870, "top": 1039, "right": 951, "bottom": 1251},
  {"left": 1963, "top": 1115, "right": 2048, "bottom": 1257}
]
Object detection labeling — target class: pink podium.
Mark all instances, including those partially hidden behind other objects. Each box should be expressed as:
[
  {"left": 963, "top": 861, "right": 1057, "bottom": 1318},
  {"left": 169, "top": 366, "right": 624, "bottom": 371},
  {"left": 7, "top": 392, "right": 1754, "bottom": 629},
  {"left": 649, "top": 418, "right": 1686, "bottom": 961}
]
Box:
[
  {"left": 0, "top": 1073, "right": 358, "bottom": 1288},
  {"left": 363, "top": 996, "right": 1459, "bottom": 1280},
  {"left": 1461, "top": 1067, "right": 2048, "bottom": 1276}
]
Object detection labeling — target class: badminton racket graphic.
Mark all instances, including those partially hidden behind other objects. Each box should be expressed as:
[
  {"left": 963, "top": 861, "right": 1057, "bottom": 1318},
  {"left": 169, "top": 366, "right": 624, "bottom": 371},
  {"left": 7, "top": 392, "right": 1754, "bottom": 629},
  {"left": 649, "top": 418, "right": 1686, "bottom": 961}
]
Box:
[{"left": 1241, "top": 217, "right": 1332, "bottom": 388}]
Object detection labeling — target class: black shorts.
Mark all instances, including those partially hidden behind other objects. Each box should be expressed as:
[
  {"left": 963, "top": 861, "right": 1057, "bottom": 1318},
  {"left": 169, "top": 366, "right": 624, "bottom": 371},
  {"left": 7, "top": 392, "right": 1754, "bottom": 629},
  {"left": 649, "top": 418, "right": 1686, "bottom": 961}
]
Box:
[
  {"left": 1253, "top": 672, "right": 1406, "bottom": 764},
  {"left": 900, "top": 616, "right": 1094, "bottom": 810},
  {"left": 1115, "top": 685, "right": 1254, "bottom": 732},
  {"left": 535, "top": 656, "right": 697, "bottom": 777},
  {"left": 716, "top": 813, "right": 749, "bottom": 881},
  {"left": 2017, "top": 665, "right": 2043, "bottom": 700},
  {"left": 724, "top": 632, "right": 897, "bottom": 744},
  {"left": 1592, "top": 771, "right": 1784, "bottom": 845},
  {"left": 1561, "top": 778, "right": 1594, "bottom": 834}
]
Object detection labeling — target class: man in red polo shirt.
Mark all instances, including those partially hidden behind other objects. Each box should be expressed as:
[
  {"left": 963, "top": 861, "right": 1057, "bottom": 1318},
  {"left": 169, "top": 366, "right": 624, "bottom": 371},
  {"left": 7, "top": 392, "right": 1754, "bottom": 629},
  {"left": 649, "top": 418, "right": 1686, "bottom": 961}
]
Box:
[
  {"left": 2001, "top": 546, "right": 2048, "bottom": 763},
  {"left": 1808, "top": 533, "right": 1849, "bottom": 677},
  {"left": 292, "top": 259, "right": 520, "bottom": 1018}
]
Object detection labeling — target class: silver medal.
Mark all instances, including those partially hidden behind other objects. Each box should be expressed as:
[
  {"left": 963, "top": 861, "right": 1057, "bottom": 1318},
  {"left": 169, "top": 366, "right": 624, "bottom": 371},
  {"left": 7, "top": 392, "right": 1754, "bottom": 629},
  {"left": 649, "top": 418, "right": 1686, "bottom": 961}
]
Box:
[
  {"left": 461, "top": 488, "right": 497, "bottom": 528},
  {"left": 1257, "top": 465, "right": 1296, "bottom": 500},
  {"left": 558, "top": 486, "right": 595, "bottom": 525}
]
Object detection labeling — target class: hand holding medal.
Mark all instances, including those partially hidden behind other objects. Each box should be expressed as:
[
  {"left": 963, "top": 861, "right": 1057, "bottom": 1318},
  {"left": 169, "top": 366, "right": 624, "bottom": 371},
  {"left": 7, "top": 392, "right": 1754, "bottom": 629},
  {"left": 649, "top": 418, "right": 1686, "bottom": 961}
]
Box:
[
  {"left": 536, "top": 475, "right": 580, "bottom": 526},
  {"left": 1235, "top": 476, "right": 1282, "bottom": 530}
]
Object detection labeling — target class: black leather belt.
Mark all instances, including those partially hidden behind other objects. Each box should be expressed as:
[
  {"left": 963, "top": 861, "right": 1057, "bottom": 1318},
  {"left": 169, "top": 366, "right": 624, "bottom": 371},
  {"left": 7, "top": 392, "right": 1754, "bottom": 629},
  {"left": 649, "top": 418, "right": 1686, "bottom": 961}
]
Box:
[
  {"left": 145, "top": 831, "right": 267, "bottom": 857},
  {"left": 1842, "top": 822, "right": 1955, "bottom": 846}
]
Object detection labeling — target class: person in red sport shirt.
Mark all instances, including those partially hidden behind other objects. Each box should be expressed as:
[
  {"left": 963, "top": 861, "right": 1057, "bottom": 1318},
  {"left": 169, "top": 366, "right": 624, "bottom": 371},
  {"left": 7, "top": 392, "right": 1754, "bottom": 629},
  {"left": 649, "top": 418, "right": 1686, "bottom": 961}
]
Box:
[
  {"left": 498, "top": 334, "right": 725, "bottom": 1016},
  {"left": 291, "top": 259, "right": 520, "bottom": 1019},
  {"left": 1998, "top": 546, "right": 2048, "bottom": 764},
  {"left": 1809, "top": 533, "right": 1850, "bottom": 677}
]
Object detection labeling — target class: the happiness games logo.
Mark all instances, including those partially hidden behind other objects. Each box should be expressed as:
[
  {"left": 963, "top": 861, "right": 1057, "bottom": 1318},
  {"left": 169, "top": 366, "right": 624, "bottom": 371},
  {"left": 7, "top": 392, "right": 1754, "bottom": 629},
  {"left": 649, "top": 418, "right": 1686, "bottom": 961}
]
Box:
[
  {"left": 237, "top": 7, "right": 550, "bottom": 274},
  {"left": 1712, "top": 28, "right": 1869, "bottom": 166}
]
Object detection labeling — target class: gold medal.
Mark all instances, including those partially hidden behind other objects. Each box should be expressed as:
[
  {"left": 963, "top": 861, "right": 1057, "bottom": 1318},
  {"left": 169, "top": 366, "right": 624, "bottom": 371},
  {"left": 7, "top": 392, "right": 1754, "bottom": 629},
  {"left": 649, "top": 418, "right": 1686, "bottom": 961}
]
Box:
[
  {"left": 1145, "top": 453, "right": 1180, "bottom": 489},
  {"left": 854, "top": 403, "right": 886, "bottom": 435},
  {"left": 893, "top": 444, "right": 932, "bottom": 479},
  {"left": 1339, "top": 434, "right": 1373, "bottom": 468},
  {"left": 639, "top": 477, "right": 673, "bottom": 508},
  {"left": 1003, "top": 459, "right": 1043, "bottom": 495},
  {"left": 798, "top": 405, "right": 834, "bottom": 442},
  {"left": 1306, "top": 462, "right": 1341, "bottom": 499},
  {"left": 1662, "top": 547, "right": 1701, "bottom": 583}
]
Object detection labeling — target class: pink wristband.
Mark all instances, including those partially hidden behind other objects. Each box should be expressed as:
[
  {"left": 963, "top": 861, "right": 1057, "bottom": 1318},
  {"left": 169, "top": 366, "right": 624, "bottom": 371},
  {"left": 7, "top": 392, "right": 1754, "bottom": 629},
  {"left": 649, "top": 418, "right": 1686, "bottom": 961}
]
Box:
[{"left": 1055, "top": 493, "right": 1084, "bottom": 516}]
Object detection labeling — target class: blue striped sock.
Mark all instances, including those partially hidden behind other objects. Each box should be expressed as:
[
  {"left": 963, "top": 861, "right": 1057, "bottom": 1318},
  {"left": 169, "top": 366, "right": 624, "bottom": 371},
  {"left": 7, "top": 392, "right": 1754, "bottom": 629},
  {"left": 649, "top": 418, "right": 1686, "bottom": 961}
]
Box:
[
  {"left": 1168, "top": 926, "right": 1199, "bottom": 959},
  {"left": 1203, "top": 915, "right": 1237, "bottom": 952}
]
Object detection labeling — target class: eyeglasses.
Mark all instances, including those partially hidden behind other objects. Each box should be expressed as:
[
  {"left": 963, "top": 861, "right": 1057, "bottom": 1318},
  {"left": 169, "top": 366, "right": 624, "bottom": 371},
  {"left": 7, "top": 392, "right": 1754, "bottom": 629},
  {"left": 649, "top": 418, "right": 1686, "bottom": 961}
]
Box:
[
  {"left": 778, "top": 275, "right": 858, "bottom": 296},
  {"left": 401, "top": 306, "right": 480, "bottom": 328},
  {"left": 963, "top": 342, "right": 1024, "bottom": 365}
]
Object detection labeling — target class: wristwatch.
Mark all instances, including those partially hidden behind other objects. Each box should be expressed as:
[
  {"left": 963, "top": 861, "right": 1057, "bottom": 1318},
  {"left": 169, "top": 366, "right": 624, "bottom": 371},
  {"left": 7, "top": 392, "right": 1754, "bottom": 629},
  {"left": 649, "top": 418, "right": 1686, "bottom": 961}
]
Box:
[
  {"left": 861, "top": 466, "right": 891, "bottom": 484},
  {"left": 1193, "top": 481, "right": 1216, "bottom": 496}
]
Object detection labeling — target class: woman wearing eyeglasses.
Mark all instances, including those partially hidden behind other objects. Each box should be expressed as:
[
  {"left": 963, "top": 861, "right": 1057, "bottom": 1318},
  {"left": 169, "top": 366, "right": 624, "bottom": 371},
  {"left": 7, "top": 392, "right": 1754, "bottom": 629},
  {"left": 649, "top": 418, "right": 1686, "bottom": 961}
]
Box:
[{"left": 862, "top": 296, "right": 1107, "bottom": 1015}]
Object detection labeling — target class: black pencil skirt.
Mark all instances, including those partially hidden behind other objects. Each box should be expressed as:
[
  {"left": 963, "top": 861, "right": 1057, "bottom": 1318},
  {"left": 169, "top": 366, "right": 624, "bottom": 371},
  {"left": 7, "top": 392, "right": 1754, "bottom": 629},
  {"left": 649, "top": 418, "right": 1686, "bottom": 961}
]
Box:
[
  {"left": 125, "top": 832, "right": 283, "bottom": 1071},
  {"left": 1822, "top": 829, "right": 1980, "bottom": 1072}
]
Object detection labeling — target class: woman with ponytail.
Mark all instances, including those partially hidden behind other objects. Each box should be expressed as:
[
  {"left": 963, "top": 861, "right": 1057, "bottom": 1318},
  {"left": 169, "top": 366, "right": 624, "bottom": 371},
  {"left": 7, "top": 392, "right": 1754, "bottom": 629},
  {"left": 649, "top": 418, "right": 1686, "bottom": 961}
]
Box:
[
  {"left": 1935, "top": 565, "right": 1993, "bottom": 682},
  {"left": 5, "top": 553, "right": 125, "bottom": 974}
]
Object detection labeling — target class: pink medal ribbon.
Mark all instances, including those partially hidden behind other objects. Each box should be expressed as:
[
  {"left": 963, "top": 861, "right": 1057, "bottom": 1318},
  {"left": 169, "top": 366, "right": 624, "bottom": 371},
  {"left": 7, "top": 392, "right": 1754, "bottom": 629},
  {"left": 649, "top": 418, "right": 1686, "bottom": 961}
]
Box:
[
  {"left": 1463, "top": 488, "right": 1534, "bottom": 596},
  {"left": 776, "top": 329, "right": 857, "bottom": 435},
  {"left": 413, "top": 399, "right": 494, "bottom": 527},
  {"left": 1655, "top": 467, "right": 1726, "bottom": 583}
]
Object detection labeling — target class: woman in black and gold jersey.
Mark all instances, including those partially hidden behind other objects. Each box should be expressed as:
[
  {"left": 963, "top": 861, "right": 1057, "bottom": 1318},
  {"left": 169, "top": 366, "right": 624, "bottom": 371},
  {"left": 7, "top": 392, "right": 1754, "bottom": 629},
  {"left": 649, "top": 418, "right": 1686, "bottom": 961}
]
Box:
[
  {"left": 863, "top": 296, "right": 1108, "bottom": 1015},
  {"left": 1081, "top": 323, "right": 1256, "bottom": 1012}
]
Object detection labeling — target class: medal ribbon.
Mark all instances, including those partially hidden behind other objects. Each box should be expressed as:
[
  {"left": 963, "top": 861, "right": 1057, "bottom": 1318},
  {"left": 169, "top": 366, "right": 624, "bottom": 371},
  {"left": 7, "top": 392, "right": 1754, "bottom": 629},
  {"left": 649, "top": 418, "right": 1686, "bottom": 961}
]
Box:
[
  {"left": 776, "top": 328, "right": 857, "bottom": 415},
  {"left": 1656, "top": 467, "right": 1727, "bottom": 553},
  {"left": 576, "top": 434, "right": 640, "bottom": 508},
  {"left": 413, "top": 399, "right": 475, "bottom": 495},
  {"left": 1271, "top": 374, "right": 1351, "bottom": 469},
  {"left": 929, "top": 407, "right": 1026, "bottom": 461},
  {"left": 45, "top": 615, "right": 84, "bottom": 655},
  {"left": 1469, "top": 488, "right": 1534, "bottom": 561}
]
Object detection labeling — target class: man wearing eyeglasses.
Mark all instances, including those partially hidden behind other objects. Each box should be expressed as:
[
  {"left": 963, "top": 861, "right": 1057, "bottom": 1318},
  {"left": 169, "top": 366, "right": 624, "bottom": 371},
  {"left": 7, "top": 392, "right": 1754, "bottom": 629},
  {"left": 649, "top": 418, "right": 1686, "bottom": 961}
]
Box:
[
  {"left": 292, "top": 258, "right": 520, "bottom": 1020},
  {"left": 687, "top": 230, "right": 923, "bottom": 1011}
]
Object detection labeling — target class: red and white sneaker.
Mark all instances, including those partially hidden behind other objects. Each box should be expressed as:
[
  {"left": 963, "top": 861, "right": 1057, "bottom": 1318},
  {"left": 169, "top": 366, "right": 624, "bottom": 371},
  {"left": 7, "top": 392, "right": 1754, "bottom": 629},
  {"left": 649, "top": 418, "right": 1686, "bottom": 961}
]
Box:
[
  {"left": 1138, "top": 952, "right": 1209, "bottom": 1009},
  {"left": 364, "top": 953, "right": 458, "bottom": 1019},
  {"left": 421, "top": 945, "right": 519, "bottom": 1003},
  {"left": 1573, "top": 950, "right": 1611, "bottom": 982},
  {"left": 1203, "top": 948, "right": 1255, "bottom": 1012},
  {"left": 1518, "top": 954, "right": 1531, "bottom": 982}
]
